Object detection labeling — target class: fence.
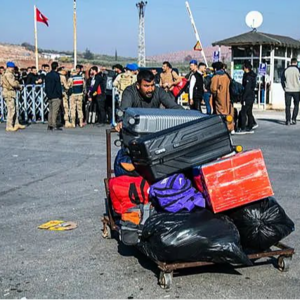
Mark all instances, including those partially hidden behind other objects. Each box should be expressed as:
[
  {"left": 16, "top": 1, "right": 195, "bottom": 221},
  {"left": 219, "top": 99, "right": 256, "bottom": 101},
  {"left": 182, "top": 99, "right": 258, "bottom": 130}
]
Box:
[
  {"left": 0, "top": 85, "right": 186, "bottom": 125},
  {"left": 0, "top": 85, "right": 48, "bottom": 123}
]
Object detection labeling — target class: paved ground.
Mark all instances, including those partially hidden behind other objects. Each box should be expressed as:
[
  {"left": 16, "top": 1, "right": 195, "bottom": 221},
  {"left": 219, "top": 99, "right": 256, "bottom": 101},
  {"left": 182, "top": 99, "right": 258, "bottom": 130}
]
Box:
[{"left": 0, "top": 110, "right": 299, "bottom": 299}]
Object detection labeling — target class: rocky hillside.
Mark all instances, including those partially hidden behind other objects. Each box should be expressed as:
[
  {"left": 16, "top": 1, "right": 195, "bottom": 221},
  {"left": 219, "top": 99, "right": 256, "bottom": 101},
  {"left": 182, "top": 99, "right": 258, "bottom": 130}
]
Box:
[
  {"left": 0, "top": 43, "right": 36, "bottom": 65},
  {"left": 147, "top": 46, "right": 231, "bottom": 63}
]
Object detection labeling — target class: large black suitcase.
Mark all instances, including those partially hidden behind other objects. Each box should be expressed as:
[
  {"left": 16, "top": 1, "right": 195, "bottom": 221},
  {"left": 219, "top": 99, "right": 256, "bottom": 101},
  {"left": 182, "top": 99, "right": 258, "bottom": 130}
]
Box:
[
  {"left": 122, "top": 108, "right": 205, "bottom": 147},
  {"left": 128, "top": 115, "right": 235, "bottom": 183}
]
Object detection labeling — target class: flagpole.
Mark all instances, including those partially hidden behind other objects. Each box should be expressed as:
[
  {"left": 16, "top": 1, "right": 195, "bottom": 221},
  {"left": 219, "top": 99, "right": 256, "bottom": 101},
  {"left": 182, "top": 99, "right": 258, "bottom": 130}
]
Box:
[
  {"left": 73, "top": 0, "right": 77, "bottom": 69},
  {"left": 34, "top": 5, "right": 39, "bottom": 69},
  {"left": 185, "top": 1, "right": 207, "bottom": 66}
]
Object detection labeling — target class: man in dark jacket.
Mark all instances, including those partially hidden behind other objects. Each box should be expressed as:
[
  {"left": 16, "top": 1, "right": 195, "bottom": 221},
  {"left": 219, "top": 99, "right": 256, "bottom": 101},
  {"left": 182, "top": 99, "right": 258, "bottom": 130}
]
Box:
[
  {"left": 45, "top": 61, "right": 63, "bottom": 131},
  {"left": 89, "top": 66, "right": 107, "bottom": 126},
  {"left": 236, "top": 61, "right": 257, "bottom": 134},
  {"left": 189, "top": 62, "right": 205, "bottom": 112},
  {"left": 26, "top": 66, "right": 42, "bottom": 85},
  {"left": 116, "top": 70, "right": 183, "bottom": 132}
]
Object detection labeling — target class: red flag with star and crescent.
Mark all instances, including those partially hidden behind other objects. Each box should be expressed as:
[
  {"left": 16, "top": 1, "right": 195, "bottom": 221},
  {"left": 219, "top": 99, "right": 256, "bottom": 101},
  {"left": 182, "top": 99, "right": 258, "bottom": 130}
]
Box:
[{"left": 36, "top": 7, "right": 49, "bottom": 27}]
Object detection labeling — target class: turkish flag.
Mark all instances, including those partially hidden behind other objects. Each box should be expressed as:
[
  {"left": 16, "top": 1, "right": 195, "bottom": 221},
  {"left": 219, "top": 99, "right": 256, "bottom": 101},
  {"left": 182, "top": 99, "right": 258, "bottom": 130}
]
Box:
[{"left": 36, "top": 7, "right": 49, "bottom": 27}]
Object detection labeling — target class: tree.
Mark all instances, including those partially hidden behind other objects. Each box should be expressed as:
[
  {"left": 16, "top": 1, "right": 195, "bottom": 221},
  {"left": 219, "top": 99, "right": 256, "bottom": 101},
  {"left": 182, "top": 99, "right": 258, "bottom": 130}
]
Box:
[{"left": 83, "top": 48, "right": 94, "bottom": 60}]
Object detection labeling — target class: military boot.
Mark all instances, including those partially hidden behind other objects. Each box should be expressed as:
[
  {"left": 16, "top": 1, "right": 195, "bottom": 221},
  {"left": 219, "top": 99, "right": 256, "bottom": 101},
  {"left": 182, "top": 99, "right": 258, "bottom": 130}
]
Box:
[
  {"left": 65, "top": 121, "right": 72, "bottom": 128},
  {"left": 79, "top": 119, "right": 84, "bottom": 128},
  {"left": 15, "top": 124, "right": 26, "bottom": 130},
  {"left": 6, "top": 126, "right": 18, "bottom": 132}
]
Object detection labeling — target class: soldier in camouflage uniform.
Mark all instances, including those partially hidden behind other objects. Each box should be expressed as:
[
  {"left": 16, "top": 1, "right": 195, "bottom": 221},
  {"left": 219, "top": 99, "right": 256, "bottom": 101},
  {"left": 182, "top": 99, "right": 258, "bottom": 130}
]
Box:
[
  {"left": 68, "top": 69, "right": 85, "bottom": 128},
  {"left": 2, "top": 62, "right": 26, "bottom": 132},
  {"left": 58, "top": 68, "right": 72, "bottom": 128}
]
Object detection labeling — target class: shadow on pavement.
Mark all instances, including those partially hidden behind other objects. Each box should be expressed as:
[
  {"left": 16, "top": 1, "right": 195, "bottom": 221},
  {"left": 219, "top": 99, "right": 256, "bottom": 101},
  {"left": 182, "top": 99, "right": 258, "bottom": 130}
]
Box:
[{"left": 257, "top": 118, "right": 286, "bottom": 125}]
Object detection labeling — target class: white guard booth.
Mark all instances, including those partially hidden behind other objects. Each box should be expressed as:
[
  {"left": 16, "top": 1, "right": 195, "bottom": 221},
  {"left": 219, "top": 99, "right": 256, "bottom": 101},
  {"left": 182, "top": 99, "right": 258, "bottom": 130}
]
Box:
[{"left": 212, "top": 31, "right": 300, "bottom": 110}]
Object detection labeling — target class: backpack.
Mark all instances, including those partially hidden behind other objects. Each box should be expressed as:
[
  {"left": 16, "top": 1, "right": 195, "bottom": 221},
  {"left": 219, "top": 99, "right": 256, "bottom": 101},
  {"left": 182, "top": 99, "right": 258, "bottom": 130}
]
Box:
[
  {"left": 118, "top": 74, "right": 135, "bottom": 93},
  {"left": 203, "top": 75, "right": 212, "bottom": 92},
  {"left": 172, "top": 77, "right": 188, "bottom": 98},
  {"left": 149, "top": 173, "right": 206, "bottom": 213},
  {"left": 230, "top": 79, "right": 244, "bottom": 103},
  {"left": 109, "top": 175, "right": 150, "bottom": 215},
  {"left": 114, "top": 148, "right": 139, "bottom": 177},
  {"left": 120, "top": 203, "right": 156, "bottom": 246}
]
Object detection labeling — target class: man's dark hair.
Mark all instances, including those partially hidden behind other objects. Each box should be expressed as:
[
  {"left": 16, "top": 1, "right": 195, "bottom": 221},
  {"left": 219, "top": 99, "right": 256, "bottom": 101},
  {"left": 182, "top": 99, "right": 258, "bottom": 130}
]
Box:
[
  {"left": 112, "top": 64, "right": 124, "bottom": 72},
  {"left": 243, "top": 61, "right": 252, "bottom": 70},
  {"left": 91, "top": 66, "right": 98, "bottom": 73},
  {"left": 76, "top": 64, "right": 81, "bottom": 70},
  {"left": 44, "top": 64, "right": 50, "bottom": 68},
  {"left": 31, "top": 66, "right": 37, "bottom": 70},
  {"left": 291, "top": 58, "right": 297, "bottom": 64},
  {"left": 57, "top": 67, "right": 63, "bottom": 72},
  {"left": 163, "top": 61, "right": 172, "bottom": 69},
  {"left": 51, "top": 62, "right": 59, "bottom": 71},
  {"left": 137, "top": 70, "right": 155, "bottom": 84},
  {"left": 212, "top": 61, "right": 223, "bottom": 71},
  {"left": 198, "top": 62, "right": 206, "bottom": 67}
]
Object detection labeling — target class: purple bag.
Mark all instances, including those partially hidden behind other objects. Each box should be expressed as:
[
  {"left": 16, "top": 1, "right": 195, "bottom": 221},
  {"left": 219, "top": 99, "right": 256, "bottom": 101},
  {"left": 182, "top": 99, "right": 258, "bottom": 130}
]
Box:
[{"left": 149, "top": 173, "right": 206, "bottom": 213}]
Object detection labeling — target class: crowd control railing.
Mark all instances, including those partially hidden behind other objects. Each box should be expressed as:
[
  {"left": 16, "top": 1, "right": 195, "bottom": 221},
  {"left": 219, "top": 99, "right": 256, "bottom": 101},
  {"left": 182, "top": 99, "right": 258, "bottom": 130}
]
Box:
[{"left": 0, "top": 85, "right": 48, "bottom": 123}]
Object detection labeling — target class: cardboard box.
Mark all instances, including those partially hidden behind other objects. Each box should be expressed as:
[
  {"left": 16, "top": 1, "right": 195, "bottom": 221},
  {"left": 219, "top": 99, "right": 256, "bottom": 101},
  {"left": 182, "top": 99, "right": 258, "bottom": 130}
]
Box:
[{"left": 194, "top": 149, "right": 274, "bottom": 213}]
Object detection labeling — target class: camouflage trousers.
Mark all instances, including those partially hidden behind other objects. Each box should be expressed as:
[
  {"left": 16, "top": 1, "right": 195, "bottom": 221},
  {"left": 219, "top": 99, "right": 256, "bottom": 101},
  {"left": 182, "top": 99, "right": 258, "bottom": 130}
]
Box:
[
  {"left": 70, "top": 94, "right": 83, "bottom": 122},
  {"left": 62, "top": 92, "right": 70, "bottom": 122},
  {"left": 4, "top": 96, "right": 19, "bottom": 128}
]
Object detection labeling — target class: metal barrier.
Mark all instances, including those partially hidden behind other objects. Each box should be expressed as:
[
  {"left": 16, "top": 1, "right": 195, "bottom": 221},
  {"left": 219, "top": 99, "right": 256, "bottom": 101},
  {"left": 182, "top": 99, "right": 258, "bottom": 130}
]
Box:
[{"left": 0, "top": 85, "right": 48, "bottom": 123}]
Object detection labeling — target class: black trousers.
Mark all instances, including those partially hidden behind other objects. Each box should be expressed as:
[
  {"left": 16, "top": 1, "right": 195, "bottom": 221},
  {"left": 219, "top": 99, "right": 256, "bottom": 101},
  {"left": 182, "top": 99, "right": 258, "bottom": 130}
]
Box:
[
  {"left": 96, "top": 94, "right": 106, "bottom": 124},
  {"left": 240, "top": 100, "right": 255, "bottom": 130},
  {"left": 285, "top": 92, "right": 300, "bottom": 122},
  {"left": 190, "top": 97, "right": 202, "bottom": 113}
]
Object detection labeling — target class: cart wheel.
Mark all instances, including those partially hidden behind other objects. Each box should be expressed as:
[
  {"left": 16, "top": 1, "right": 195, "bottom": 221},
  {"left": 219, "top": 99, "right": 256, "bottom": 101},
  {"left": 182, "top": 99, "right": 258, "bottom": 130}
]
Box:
[
  {"left": 278, "top": 255, "right": 292, "bottom": 272},
  {"left": 159, "top": 271, "right": 173, "bottom": 289},
  {"left": 102, "top": 223, "right": 112, "bottom": 239}
]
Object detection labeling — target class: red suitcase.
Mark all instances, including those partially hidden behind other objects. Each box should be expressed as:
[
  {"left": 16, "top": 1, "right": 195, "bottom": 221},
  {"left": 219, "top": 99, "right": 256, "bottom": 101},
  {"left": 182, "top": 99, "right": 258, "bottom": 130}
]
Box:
[{"left": 194, "top": 149, "right": 274, "bottom": 213}]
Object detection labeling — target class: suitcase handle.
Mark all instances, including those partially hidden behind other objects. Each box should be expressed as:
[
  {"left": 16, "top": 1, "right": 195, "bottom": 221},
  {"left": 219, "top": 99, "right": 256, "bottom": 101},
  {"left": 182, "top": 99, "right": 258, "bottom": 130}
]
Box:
[{"left": 173, "top": 138, "right": 195, "bottom": 148}]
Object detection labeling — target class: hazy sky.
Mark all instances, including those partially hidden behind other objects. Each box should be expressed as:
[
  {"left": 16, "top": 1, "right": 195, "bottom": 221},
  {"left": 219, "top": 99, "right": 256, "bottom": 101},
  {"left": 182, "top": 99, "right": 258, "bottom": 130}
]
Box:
[{"left": 1, "top": 0, "right": 300, "bottom": 57}]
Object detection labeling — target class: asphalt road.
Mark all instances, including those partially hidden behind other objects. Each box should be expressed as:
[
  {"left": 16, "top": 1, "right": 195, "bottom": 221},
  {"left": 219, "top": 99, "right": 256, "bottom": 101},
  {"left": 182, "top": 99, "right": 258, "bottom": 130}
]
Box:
[{"left": 0, "top": 111, "right": 299, "bottom": 299}]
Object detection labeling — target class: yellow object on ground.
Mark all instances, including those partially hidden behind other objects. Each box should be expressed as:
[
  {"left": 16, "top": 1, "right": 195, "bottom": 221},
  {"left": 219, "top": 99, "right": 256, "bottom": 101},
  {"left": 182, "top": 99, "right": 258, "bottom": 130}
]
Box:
[{"left": 38, "top": 220, "right": 77, "bottom": 231}]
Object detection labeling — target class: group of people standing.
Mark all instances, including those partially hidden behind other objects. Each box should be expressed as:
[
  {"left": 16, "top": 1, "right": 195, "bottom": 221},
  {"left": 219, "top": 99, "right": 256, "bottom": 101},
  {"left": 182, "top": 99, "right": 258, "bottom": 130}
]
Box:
[{"left": 184, "top": 59, "right": 258, "bottom": 134}]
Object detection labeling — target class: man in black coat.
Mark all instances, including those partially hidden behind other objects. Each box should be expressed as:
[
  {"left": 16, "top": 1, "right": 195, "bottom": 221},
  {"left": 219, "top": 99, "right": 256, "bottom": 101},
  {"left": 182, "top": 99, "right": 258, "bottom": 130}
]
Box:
[
  {"left": 236, "top": 61, "right": 257, "bottom": 134},
  {"left": 45, "top": 62, "right": 63, "bottom": 131},
  {"left": 89, "top": 66, "right": 108, "bottom": 126}
]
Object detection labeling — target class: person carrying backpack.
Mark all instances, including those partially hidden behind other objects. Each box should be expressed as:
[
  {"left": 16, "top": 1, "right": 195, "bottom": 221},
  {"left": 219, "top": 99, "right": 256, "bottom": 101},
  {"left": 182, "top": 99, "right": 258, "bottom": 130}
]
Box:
[{"left": 113, "top": 63, "right": 138, "bottom": 100}]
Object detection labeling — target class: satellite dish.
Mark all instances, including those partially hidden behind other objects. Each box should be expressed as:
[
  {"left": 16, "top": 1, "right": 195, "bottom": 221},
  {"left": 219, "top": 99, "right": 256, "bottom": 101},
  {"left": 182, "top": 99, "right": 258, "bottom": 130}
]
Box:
[{"left": 245, "top": 11, "right": 263, "bottom": 30}]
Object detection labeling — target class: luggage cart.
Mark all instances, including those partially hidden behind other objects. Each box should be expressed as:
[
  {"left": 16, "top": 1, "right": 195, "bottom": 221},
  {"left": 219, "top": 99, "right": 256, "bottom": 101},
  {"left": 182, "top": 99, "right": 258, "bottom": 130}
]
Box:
[{"left": 101, "top": 128, "right": 295, "bottom": 289}]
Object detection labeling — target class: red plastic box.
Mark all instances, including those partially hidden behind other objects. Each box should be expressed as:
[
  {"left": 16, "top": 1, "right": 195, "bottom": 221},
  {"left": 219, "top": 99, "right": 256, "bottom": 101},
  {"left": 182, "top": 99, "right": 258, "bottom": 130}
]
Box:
[{"left": 194, "top": 149, "right": 274, "bottom": 213}]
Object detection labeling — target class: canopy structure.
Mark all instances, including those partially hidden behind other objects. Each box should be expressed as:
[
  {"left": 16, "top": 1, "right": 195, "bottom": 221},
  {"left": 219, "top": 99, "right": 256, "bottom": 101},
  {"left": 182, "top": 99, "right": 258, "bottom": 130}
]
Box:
[
  {"left": 212, "top": 31, "right": 300, "bottom": 110},
  {"left": 212, "top": 31, "right": 300, "bottom": 49}
]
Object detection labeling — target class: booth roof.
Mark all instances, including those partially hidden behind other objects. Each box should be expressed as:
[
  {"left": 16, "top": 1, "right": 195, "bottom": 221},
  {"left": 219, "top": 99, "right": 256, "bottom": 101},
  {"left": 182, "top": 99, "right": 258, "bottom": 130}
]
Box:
[{"left": 212, "top": 31, "right": 300, "bottom": 49}]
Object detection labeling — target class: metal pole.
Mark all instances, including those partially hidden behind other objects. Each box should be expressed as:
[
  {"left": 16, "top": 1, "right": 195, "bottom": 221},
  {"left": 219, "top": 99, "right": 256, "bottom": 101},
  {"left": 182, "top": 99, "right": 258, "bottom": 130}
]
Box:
[
  {"left": 73, "top": 0, "right": 77, "bottom": 68},
  {"left": 258, "top": 44, "right": 262, "bottom": 108},
  {"left": 34, "top": 5, "right": 39, "bottom": 69},
  {"left": 185, "top": 1, "right": 207, "bottom": 66}
]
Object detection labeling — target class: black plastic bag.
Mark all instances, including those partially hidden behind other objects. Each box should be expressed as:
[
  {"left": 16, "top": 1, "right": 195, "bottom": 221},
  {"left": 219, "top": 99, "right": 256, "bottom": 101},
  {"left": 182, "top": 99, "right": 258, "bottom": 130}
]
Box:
[
  {"left": 226, "top": 197, "right": 295, "bottom": 251},
  {"left": 138, "top": 209, "right": 252, "bottom": 266}
]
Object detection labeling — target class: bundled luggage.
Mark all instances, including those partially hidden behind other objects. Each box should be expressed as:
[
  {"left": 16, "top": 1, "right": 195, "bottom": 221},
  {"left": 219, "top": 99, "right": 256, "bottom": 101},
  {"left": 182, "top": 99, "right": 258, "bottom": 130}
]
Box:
[
  {"left": 122, "top": 108, "right": 206, "bottom": 147},
  {"left": 226, "top": 197, "right": 295, "bottom": 251},
  {"left": 107, "top": 108, "right": 294, "bottom": 270},
  {"left": 149, "top": 173, "right": 205, "bottom": 213},
  {"left": 193, "top": 149, "right": 274, "bottom": 213},
  {"left": 109, "top": 175, "right": 150, "bottom": 215},
  {"left": 129, "top": 115, "right": 234, "bottom": 183},
  {"left": 139, "top": 210, "right": 252, "bottom": 265}
]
